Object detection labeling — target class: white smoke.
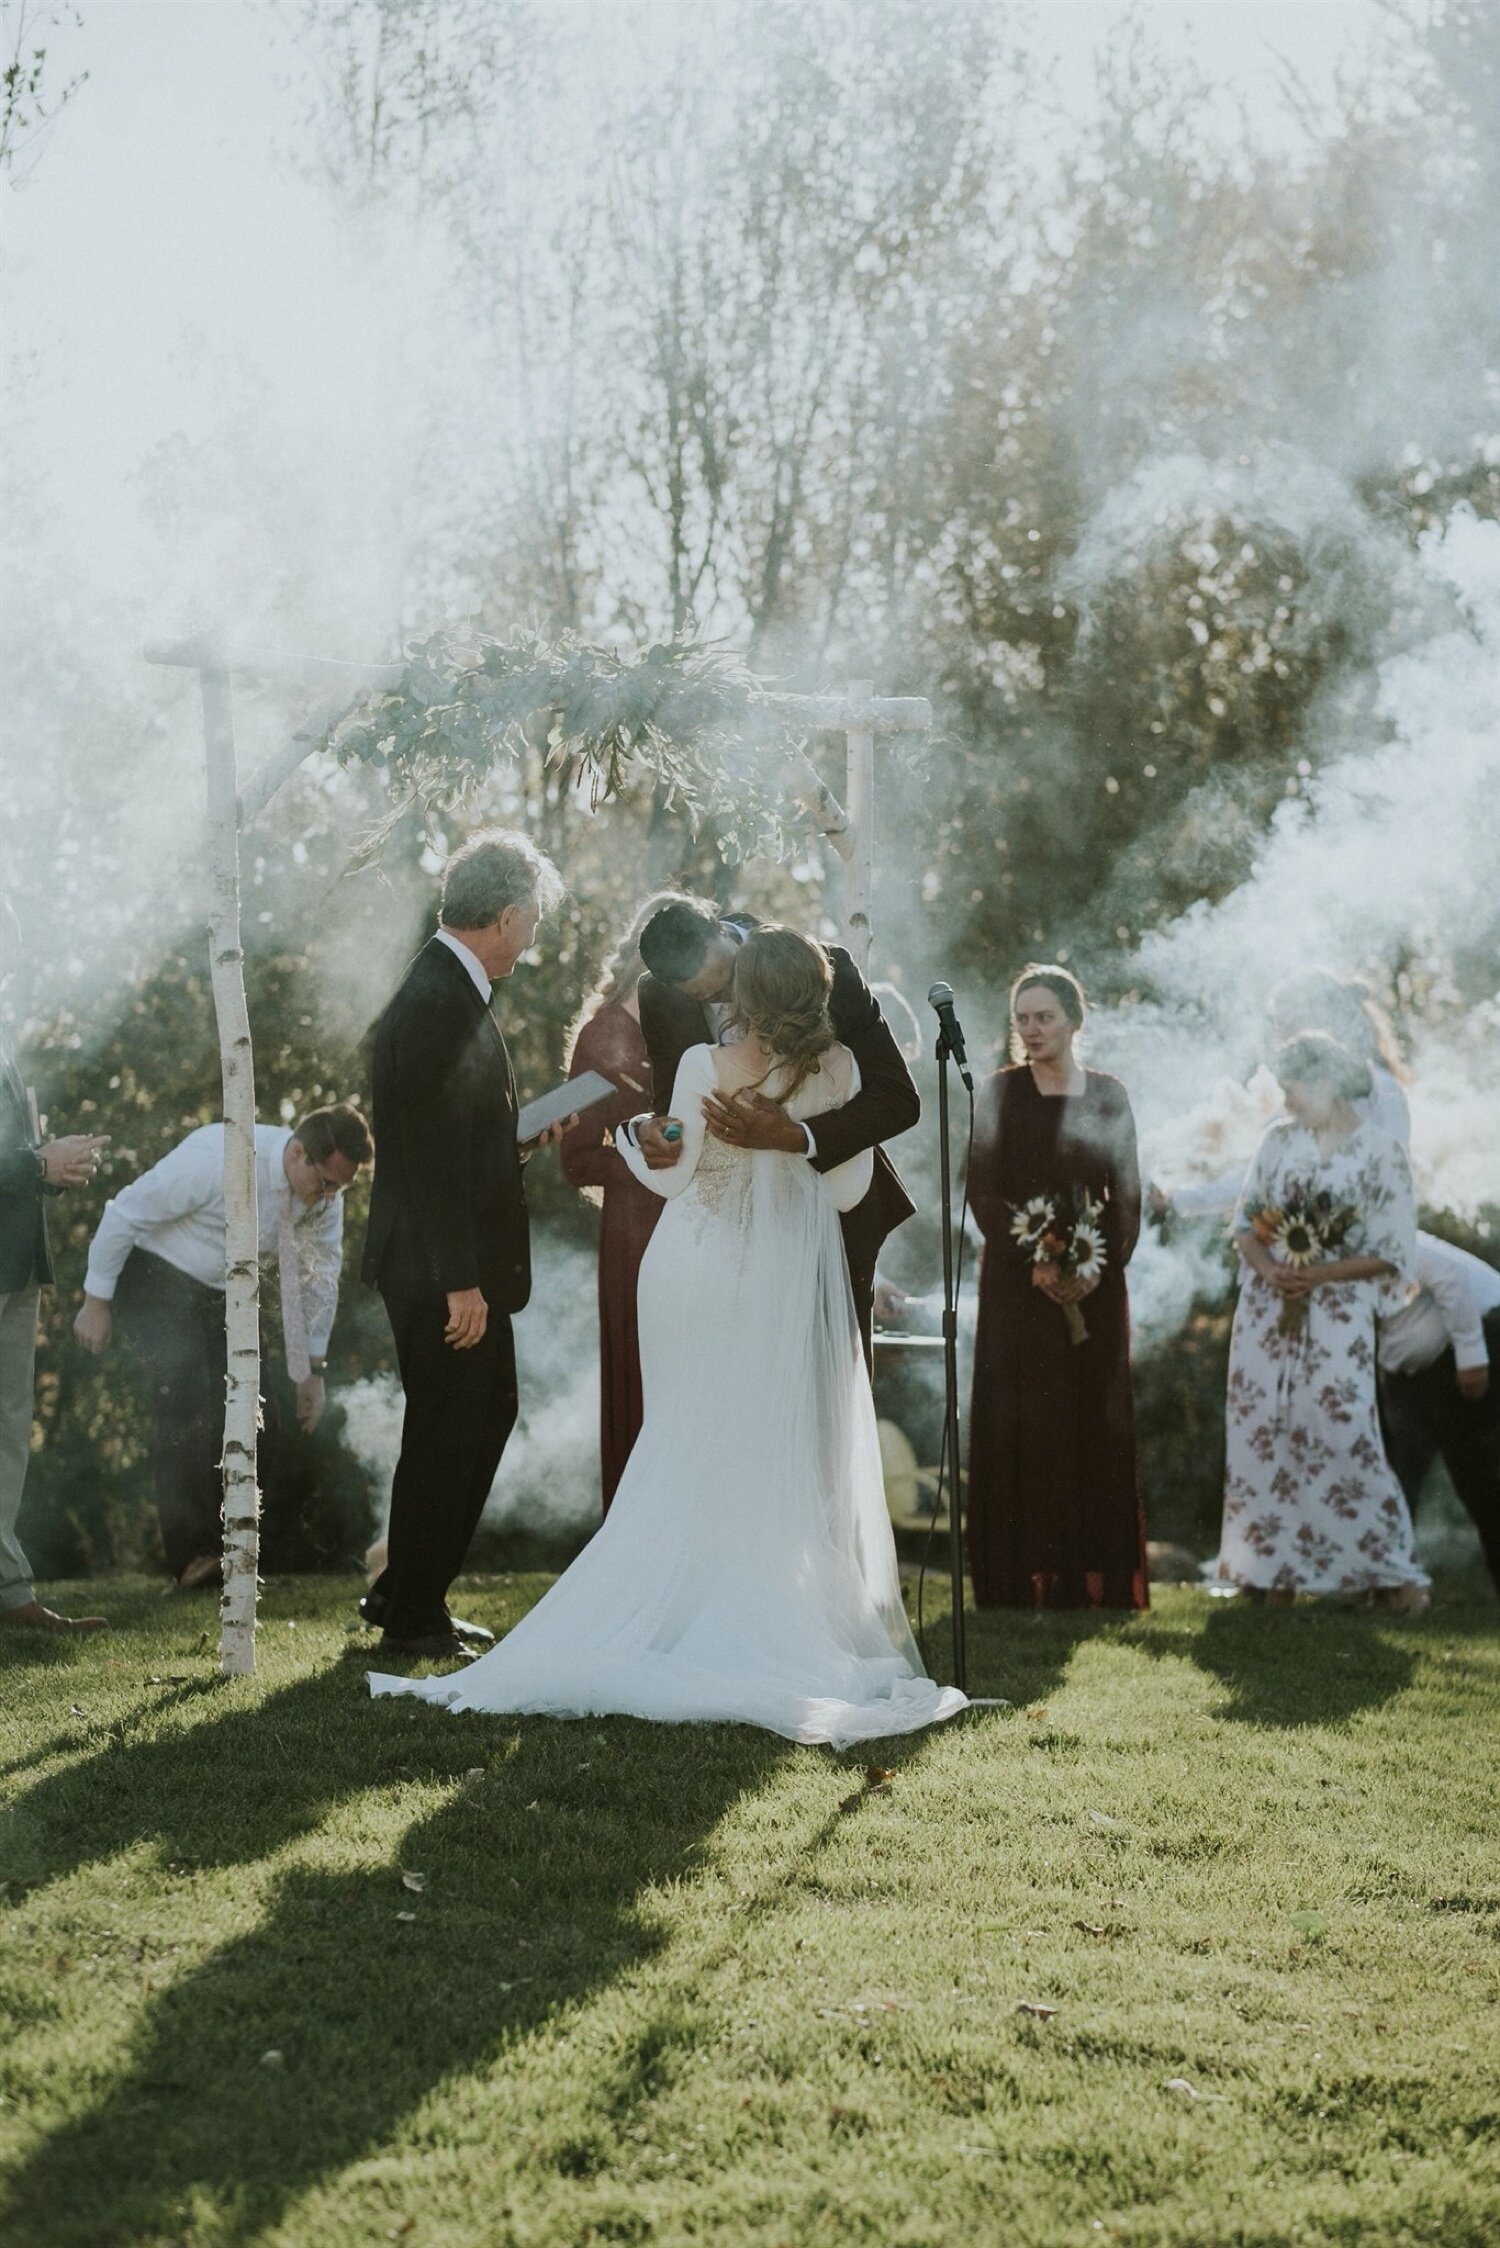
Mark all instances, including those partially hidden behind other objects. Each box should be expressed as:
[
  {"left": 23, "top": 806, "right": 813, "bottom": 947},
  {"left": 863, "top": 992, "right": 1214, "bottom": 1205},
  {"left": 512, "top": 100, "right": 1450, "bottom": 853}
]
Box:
[
  {"left": 1092, "top": 503, "right": 1500, "bottom": 1243},
  {"left": 341, "top": 1239, "right": 603, "bottom": 1545}
]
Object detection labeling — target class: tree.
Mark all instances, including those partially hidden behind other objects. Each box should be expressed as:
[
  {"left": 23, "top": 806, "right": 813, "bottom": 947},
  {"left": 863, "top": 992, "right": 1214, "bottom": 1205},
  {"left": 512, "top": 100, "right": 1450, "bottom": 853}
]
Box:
[{"left": 0, "top": 0, "right": 86, "bottom": 178}]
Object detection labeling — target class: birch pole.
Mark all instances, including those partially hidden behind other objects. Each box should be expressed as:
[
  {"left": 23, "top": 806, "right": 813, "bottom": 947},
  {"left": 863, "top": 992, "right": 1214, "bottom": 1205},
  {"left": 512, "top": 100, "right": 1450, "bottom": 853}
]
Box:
[
  {"left": 201, "top": 667, "right": 262, "bottom": 1678},
  {"left": 843, "top": 679, "right": 875, "bottom": 972}
]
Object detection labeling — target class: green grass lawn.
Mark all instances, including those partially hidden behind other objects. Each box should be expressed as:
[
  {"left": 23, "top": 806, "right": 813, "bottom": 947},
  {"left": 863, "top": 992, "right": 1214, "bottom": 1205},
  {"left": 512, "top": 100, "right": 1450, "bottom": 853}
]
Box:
[{"left": 1, "top": 1573, "right": 1497, "bottom": 2248}]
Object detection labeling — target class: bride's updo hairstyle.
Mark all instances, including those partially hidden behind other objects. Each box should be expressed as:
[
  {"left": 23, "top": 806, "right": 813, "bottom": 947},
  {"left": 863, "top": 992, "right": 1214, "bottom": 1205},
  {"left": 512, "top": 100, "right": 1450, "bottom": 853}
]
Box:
[
  {"left": 731, "top": 927, "right": 837, "bottom": 1103},
  {"left": 1275, "top": 1031, "right": 1373, "bottom": 1105},
  {"left": 1008, "top": 962, "right": 1086, "bottom": 1063}
]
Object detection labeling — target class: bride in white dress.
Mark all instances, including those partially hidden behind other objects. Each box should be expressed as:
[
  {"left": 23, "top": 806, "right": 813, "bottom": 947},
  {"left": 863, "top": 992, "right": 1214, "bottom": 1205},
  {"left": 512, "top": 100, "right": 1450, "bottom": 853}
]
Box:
[{"left": 369, "top": 927, "right": 967, "bottom": 1748}]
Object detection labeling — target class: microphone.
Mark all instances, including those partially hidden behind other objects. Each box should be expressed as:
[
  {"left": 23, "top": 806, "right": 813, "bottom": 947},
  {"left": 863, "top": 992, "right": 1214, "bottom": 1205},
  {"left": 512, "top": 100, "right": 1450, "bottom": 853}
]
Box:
[{"left": 927, "top": 982, "right": 974, "bottom": 1091}]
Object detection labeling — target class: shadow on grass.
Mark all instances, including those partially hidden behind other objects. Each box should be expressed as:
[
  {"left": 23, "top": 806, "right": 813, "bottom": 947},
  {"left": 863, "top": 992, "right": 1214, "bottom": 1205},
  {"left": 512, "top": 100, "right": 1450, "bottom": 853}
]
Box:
[
  {"left": 1, "top": 1659, "right": 792, "bottom": 2248},
  {"left": 958, "top": 1585, "right": 1484, "bottom": 1730},
  {"left": 959, "top": 1605, "right": 1130, "bottom": 1709},
  {"left": 1109, "top": 1597, "right": 1422, "bottom": 1728}
]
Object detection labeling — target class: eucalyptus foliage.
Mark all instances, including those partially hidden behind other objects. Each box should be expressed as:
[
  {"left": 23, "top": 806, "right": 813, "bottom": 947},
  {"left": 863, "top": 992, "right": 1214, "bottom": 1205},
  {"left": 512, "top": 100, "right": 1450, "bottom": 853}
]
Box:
[{"left": 326, "top": 630, "right": 809, "bottom": 868}]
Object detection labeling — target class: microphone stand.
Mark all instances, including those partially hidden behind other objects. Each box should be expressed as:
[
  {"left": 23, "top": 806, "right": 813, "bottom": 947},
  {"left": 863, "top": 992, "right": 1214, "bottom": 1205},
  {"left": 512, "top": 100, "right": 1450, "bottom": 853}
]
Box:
[{"left": 934, "top": 1019, "right": 967, "bottom": 1693}]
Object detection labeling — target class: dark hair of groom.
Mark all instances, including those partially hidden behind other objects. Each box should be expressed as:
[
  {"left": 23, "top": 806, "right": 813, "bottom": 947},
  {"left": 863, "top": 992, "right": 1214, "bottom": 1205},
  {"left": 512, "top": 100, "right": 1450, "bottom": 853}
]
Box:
[{"left": 638, "top": 900, "right": 719, "bottom": 986}]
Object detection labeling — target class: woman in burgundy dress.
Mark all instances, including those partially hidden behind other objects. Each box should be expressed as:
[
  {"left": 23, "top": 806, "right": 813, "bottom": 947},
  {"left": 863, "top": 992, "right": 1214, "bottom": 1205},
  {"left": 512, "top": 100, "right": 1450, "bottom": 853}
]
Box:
[
  {"left": 965, "top": 964, "right": 1147, "bottom": 1610},
  {"left": 562, "top": 897, "right": 680, "bottom": 1512}
]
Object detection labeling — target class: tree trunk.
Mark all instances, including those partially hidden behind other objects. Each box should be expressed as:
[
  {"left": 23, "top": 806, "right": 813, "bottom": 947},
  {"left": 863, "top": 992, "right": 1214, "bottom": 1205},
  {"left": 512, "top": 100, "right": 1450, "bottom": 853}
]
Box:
[
  {"left": 201, "top": 667, "right": 262, "bottom": 1678},
  {"left": 844, "top": 680, "right": 875, "bottom": 973}
]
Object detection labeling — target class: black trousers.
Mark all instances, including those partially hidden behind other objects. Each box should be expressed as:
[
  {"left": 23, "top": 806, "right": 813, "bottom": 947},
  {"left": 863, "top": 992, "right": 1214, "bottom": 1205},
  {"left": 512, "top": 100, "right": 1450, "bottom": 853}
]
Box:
[
  {"left": 114, "top": 1250, "right": 279, "bottom": 1579},
  {"left": 1381, "top": 1307, "right": 1500, "bottom": 1592},
  {"left": 369, "top": 1286, "right": 519, "bottom": 1639}
]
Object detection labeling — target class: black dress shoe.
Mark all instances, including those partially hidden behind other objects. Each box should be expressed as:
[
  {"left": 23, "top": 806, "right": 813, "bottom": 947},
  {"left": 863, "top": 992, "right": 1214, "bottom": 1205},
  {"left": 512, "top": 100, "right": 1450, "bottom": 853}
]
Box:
[
  {"left": 446, "top": 1614, "right": 495, "bottom": 1646},
  {"left": 376, "top": 1630, "right": 473, "bottom": 1660},
  {"left": 361, "top": 1594, "right": 492, "bottom": 1645}
]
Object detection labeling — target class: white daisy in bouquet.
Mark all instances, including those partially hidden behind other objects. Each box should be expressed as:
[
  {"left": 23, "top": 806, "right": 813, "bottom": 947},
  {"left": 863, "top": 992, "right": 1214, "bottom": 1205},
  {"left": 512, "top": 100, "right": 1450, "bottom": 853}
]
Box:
[{"left": 1009, "top": 1196, "right": 1056, "bottom": 1252}]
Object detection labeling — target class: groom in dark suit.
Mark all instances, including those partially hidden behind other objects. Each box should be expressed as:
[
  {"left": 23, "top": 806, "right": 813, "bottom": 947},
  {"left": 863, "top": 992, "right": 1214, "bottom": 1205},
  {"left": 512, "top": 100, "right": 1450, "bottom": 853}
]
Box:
[
  {"left": 360, "top": 830, "right": 565, "bottom": 1659},
  {"left": 633, "top": 900, "right": 920, "bottom": 1358}
]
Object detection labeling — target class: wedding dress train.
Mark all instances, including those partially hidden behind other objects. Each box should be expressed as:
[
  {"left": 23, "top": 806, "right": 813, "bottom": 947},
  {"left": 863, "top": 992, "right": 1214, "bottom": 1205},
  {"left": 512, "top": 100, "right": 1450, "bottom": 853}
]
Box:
[{"left": 369, "top": 1040, "right": 967, "bottom": 1747}]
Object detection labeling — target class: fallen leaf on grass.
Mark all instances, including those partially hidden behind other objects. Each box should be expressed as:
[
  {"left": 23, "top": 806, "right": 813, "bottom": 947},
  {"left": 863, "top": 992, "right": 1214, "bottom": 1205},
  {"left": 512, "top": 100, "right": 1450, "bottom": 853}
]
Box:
[
  {"left": 400, "top": 1871, "right": 427, "bottom": 1894},
  {"left": 464, "top": 1767, "right": 486, "bottom": 1780},
  {"left": 1085, "top": 1809, "right": 1123, "bottom": 1830},
  {"left": 1025, "top": 1705, "right": 1050, "bottom": 1722},
  {"left": 395, "top": 1911, "right": 417, "bottom": 1924},
  {"left": 260, "top": 2050, "right": 285, "bottom": 2068},
  {"left": 1015, "top": 2001, "right": 1058, "bottom": 2020},
  {"left": 839, "top": 1765, "right": 895, "bottom": 1813},
  {"left": 70, "top": 1704, "right": 86, "bottom": 1717},
  {"left": 1162, "top": 2076, "right": 1227, "bottom": 2103}
]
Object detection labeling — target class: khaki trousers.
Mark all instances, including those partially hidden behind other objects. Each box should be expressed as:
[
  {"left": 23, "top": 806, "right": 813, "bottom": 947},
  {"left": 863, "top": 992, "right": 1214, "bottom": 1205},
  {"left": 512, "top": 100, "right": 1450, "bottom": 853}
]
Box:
[{"left": 0, "top": 1284, "right": 40, "bottom": 1611}]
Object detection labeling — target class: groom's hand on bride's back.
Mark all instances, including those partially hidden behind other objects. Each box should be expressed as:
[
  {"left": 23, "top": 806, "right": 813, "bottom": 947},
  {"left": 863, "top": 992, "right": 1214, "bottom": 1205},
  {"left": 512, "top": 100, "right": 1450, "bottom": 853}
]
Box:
[
  {"left": 444, "top": 1287, "right": 489, "bottom": 1350},
  {"left": 703, "top": 1092, "right": 806, "bottom": 1154}
]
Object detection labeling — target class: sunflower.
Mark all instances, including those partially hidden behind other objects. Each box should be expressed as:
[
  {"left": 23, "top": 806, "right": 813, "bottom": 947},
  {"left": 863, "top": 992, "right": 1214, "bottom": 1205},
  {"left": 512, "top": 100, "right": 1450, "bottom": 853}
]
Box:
[
  {"left": 1010, "top": 1196, "right": 1055, "bottom": 1248},
  {"left": 1273, "top": 1213, "right": 1320, "bottom": 1266},
  {"left": 1070, "top": 1223, "right": 1107, "bottom": 1282}
]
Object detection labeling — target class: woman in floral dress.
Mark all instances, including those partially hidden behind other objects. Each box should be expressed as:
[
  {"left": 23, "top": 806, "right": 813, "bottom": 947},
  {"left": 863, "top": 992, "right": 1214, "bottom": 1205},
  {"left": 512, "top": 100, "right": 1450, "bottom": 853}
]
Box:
[{"left": 1216, "top": 1033, "right": 1428, "bottom": 1609}]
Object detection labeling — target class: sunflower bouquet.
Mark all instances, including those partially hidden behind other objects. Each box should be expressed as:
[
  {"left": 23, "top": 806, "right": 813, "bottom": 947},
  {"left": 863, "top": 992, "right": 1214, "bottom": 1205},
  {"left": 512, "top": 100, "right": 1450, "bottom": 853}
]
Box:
[
  {"left": 1009, "top": 1188, "right": 1108, "bottom": 1345},
  {"left": 1244, "top": 1183, "right": 1361, "bottom": 1337}
]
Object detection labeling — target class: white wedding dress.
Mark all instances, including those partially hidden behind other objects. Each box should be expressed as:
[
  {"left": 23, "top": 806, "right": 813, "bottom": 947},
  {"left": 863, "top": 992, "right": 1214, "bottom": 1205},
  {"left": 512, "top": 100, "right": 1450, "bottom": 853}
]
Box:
[{"left": 369, "top": 1040, "right": 967, "bottom": 1747}]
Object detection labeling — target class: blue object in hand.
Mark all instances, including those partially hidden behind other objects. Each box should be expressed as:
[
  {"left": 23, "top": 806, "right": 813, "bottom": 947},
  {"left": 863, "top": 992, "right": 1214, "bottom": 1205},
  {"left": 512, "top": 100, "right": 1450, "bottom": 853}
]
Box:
[{"left": 662, "top": 1122, "right": 683, "bottom": 1143}]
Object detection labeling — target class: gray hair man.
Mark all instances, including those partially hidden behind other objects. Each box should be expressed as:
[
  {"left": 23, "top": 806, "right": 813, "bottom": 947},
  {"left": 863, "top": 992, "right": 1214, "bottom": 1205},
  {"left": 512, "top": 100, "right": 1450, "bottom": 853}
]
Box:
[{"left": 360, "top": 828, "right": 571, "bottom": 1659}]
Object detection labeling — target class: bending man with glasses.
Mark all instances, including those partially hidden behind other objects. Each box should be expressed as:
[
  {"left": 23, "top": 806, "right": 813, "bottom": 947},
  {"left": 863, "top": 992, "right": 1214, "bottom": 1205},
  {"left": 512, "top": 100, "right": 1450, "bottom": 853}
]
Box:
[{"left": 74, "top": 1104, "right": 373, "bottom": 1588}]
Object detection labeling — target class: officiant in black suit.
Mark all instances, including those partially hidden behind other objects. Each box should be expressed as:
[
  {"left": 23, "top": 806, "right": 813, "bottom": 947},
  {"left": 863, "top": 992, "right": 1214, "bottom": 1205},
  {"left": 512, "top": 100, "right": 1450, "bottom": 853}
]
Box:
[
  {"left": 360, "top": 830, "right": 567, "bottom": 1660},
  {"left": 632, "top": 899, "right": 920, "bottom": 1358}
]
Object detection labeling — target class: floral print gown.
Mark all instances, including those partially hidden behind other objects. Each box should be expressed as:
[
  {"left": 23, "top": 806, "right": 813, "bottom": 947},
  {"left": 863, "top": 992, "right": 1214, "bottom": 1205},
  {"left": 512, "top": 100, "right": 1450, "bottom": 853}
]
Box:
[{"left": 1217, "top": 1118, "right": 1426, "bottom": 1594}]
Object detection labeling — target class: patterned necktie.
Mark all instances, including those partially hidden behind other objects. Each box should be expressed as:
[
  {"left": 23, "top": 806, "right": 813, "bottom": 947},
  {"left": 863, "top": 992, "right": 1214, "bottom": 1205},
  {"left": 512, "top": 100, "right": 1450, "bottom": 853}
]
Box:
[{"left": 277, "top": 1198, "right": 312, "bottom": 1384}]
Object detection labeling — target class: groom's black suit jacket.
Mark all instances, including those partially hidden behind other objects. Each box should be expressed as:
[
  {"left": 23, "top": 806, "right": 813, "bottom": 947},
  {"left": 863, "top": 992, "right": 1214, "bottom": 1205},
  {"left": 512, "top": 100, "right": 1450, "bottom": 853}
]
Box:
[
  {"left": 638, "top": 921, "right": 920, "bottom": 1326},
  {"left": 362, "top": 937, "right": 530, "bottom": 1313}
]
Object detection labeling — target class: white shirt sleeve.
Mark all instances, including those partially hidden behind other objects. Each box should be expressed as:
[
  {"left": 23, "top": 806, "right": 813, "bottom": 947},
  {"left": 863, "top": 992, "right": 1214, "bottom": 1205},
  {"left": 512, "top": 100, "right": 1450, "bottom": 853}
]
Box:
[
  {"left": 83, "top": 1133, "right": 216, "bottom": 1300},
  {"left": 1415, "top": 1235, "right": 1492, "bottom": 1371},
  {"left": 818, "top": 1052, "right": 874, "bottom": 1211},
  {"left": 300, "top": 1198, "right": 345, "bottom": 1360}
]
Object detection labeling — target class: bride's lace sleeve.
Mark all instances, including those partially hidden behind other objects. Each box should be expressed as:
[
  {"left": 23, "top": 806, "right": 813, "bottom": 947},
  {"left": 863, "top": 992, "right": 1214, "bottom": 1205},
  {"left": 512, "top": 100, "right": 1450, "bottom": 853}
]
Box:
[
  {"left": 817, "top": 1050, "right": 875, "bottom": 1213},
  {"left": 616, "top": 1044, "right": 715, "bottom": 1201}
]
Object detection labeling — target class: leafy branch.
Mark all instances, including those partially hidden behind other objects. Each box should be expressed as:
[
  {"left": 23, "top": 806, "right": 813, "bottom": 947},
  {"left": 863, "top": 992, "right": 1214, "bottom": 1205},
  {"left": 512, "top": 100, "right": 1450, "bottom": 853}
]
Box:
[{"left": 324, "top": 629, "right": 814, "bottom": 866}]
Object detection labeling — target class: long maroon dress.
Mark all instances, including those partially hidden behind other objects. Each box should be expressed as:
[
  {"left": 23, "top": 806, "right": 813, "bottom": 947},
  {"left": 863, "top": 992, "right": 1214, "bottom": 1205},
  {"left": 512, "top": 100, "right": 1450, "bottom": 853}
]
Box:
[
  {"left": 966, "top": 1065, "right": 1148, "bottom": 1610},
  {"left": 562, "top": 1005, "right": 663, "bottom": 1514}
]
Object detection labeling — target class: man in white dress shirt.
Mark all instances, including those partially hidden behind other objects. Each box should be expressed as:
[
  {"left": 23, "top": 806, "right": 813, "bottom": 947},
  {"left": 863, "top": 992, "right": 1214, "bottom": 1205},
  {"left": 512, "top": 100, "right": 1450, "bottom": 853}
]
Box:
[
  {"left": 1380, "top": 1234, "right": 1500, "bottom": 1592},
  {"left": 73, "top": 1105, "right": 372, "bottom": 1586}
]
